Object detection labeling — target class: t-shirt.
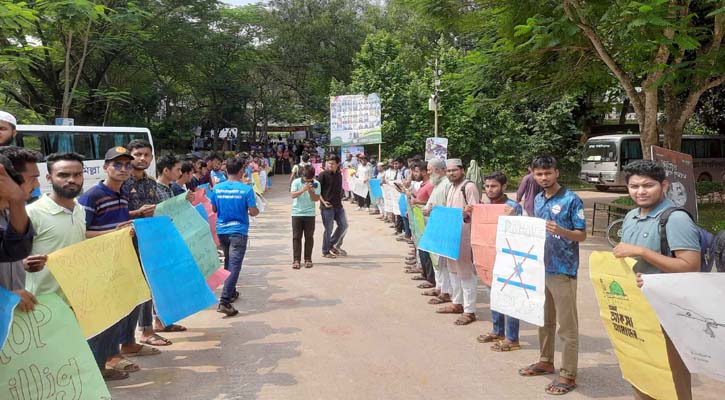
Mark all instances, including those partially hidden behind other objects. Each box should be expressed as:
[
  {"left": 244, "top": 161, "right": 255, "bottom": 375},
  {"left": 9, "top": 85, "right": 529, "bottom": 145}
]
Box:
[
  {"left": 122, "top": 173, "right": 159, "bottom": 211},
  {"left": 209, "top": 181, "right": 257, "bottom": 235},
  {"left": 416, "top": 181, "right": 433, "bottom": 203},
  {"left": 534, "top": 187, "right": 586, "bottom": 277},
  {"left": 318, "top": 169, "right": 343, "bottom": 209},
  {"left": 25, "top": 194, "right": 86, "bottom": 297},
  {"left": 621, "top": 198, "right": 701, "bottom": 275},
  {"left": 211, "top": 170, "right": 227, "bottom": 185},
  {"left": 79, "top": 182, "right": 130, "bottom": 231},
  {"left": 156, "top": 181, "right": 174, "bottom": 201},
  {"left": 171, "top": 182, "right": 186, "bottom": 196},
  {"left": 290, "top": 178, "right": 321, "bottom": 217}
]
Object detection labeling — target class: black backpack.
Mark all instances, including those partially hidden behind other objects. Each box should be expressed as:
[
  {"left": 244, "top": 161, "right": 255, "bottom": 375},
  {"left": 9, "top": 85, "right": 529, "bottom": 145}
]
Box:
[{"left": 658, "top": 207, "right": 723, "bottom": 272}]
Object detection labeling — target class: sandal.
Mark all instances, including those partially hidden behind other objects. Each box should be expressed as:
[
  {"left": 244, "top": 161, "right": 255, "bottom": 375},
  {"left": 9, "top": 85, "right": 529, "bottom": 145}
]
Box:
[
  {"left": 404, "top": 268, "right": 422, "bottom": 274},
  {"left": 140, "top": 333, "right": 172, "bottom": 346},
  {"left": 417, "top": 282, "right": 435, "bottom": 289},
  {"left": 455, "top": 313, "right": 476, "bottom": 325},
  {"left": 304, "top": 260, "right": 313, "bottom": 269},
  {"left": 322, "top": 253, "right": 337, "bottom": 259},
  {"left": 436, "top": 304, "right": 464, "bottom": 314},
  {"left": 477, "top": 333, "right": 504, "bottom": 343},
  {"left": 101, "top": 368, "right": 129, "bottom": 381},
  {"left": 159, "top": 324, "right": 187, "bottom": 332},
  {"left": 518, "top": 363, "right": 555, "bottom": 377},
  {"left": 491, "top": 341, "right": 521, "bottom": 352},
  {"left": 545, "top": 380, "right": 577, "bottom": 395},
  {"left": 428, "top": 295, "right": 451, "bottom": 305},
  {"left": 293, "top": 261, "right": 301, "bottom": 269},
  {"left": 411, "top": 275, "right": 427, "bottom": 281},
  {"left": 108, "top": 358, "right": 140, "bottom": 373},
  {"left": 122, "top": 344, "right": 161, "bottom": 357},
  {"left": 421, "top": 288, "right": 440, "bottom": 296}
]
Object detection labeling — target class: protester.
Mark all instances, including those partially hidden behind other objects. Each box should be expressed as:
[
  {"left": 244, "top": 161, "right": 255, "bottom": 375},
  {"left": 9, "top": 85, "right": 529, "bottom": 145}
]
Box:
[
  {"left": 319, "top": 154, "right": 348, "bottom": 259},
  {"left": 207, "top": 153, "right": 226, "bottom": 186},
  {"left": 209, "top": 157, "right": 259, "bottom": 316},
  {"left": 122, "top": 140, "right": 182, "bottom": 345},
  {"left": 156, "top": 154, "right": 180, "bottom": 201},
  {"left": 420, "top": 158, "right": 452, "bottom": 304},
  {"left": 290, "top": 165, "right": 321, "bottom": 269},
  {"left": 341, "top": 153, "right": 357, "bottom": 201},
  {"left": 435, "top": 158, "right": 480, "bottom": 326},
  {"left": 518, "top": 155, "right": 586, "bottom": 396},
  {"left": 408, "top": 161, "right": 435, "bottom": 289},
  {"left": 290, "top": 153, "right": 311, "bottom": 186},
  {"left": 0, "top": 147, "right": 39, "bottom": 309},
  {"left": 191, "top": 160, "right": 209, "bottom": 190},
  {"left": 516, "top": 167, "right": 542, "bottom": 216},
  {"left": 354, "top": 155, "right": 372, "bottom": 211},
  {"left": 0, "top": 110, "right": 18, "bottom": 146},
  {"left": 476, "top": 172, "right": 523, "bottom": 351},
  {"left": 613, "top": 160, "right": 700, "bottom": 400},
  {"left": 173, "top": 161, "right": 194, "bottom": 195},
  {"left": 465, "top": 160, "right": 484, "bottom": 193}
]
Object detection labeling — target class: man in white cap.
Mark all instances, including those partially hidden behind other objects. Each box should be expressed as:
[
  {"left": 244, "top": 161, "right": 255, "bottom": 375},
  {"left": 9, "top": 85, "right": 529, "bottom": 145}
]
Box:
[
  {"left": 0, "top": 111, "right": 18, "bottom": 146},
  {"left": 435, "top": 158, "right": 480, "bottom": 325}
]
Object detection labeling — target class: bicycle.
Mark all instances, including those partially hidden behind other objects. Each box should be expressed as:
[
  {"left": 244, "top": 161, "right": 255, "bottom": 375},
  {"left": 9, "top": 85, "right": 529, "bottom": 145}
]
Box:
[{"left": 606, "top": 218, "right": 624, "bottom": 248}]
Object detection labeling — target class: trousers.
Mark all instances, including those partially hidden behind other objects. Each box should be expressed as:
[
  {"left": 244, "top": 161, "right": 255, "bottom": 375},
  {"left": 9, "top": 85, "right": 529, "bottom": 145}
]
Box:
[
  {"left": 539, "top": 274, "right": 579, "bottom": 380},
  {"left": 292, "top": 216, "right": 315, "bottom": 261},
  {"left": 449, "top": 271, "right": 477, "bottom": 314},
  {"left": 434, "top": 258, "right": 451, "bottom": 294}
]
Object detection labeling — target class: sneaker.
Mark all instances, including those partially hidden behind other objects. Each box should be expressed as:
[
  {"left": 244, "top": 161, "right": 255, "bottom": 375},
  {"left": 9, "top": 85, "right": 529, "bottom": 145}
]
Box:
[
  {"left": 332, "top": 246, "right": 348, "bottom": 256},
  {"left": 231, "top": 291, "right": 240, "bottom": 303},
  {"left": 217, "top": 303, "right": 239, "bottom": 317}
]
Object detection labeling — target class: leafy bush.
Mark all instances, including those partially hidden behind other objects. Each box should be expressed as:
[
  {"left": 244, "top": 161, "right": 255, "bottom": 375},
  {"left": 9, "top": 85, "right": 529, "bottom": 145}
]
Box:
[{"left": 696, "top": 181, "right": 724, "bottom": 196}]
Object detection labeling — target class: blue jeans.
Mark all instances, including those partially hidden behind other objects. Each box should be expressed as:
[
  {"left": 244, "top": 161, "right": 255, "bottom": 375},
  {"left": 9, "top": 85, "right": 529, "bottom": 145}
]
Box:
[
  {"left": 492, "top": 310, "right": 520, "bottom": 341},
  {"left": 219, "top": 233, "right": 248, "bottom": 304},
  {"left": 321, "top": 207, "right": 348, "bottom": 254},
  {"left": 402, "top": 216, "right": 411, "bottom": 238}
]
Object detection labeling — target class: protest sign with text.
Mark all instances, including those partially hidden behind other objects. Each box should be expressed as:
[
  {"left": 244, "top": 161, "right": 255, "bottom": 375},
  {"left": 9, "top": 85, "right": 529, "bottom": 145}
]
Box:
[
  {"left": 470, "top": 204, "right": 508, "bottom": 287},
  {"left": 651, "top": 145, "right": 698, "bottom": 220}
]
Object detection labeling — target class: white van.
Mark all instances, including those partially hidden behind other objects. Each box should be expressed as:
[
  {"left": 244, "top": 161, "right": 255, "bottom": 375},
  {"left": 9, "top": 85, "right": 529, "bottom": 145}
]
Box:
[{"left": 15, "top": 125, "right": 156, "bottom": 194}]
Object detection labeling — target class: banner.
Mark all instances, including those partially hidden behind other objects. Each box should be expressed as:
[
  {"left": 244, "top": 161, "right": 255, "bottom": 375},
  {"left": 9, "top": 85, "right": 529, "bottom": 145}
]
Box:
[
  {"left": 0, "top": 287, "right": 19, "bottom": 352},
  {"left": 471, "top": 204, "right": 508, "bottom": 286},
  {"left": 418, "top": 206, "right": 463, "bottom": 260},
  {"left": 134, "top": 217, "right": 218, "bottom": 327},
  {"left": 206, "top": 267, "right": 231, "bottom": 291},
  {"left": 651, "top": 146, "right": 698, "bottom": 220},
  {"left": 643, "top": 273, "right": 725, "bottom": 382},
  {"left": 590, "top": 252, "right": 676, "bottom": 400},
  {"left": 410, "top": 206, "right": 426, "bottom": 246},
  {"left": 369, "top": 179, "right": 383, "bottom": 199},
  {"left": 425, "top": 137, "right": 448, "bottom": 161},
  {"left": 382, "top": 184, "right": 401, "bottom": 215},
  {"left": 490, "top": 216, "right": 546, "bottom": 326},
  {"left": 192, "top": 188, "right": 220, "bottom": 246},
  {"left": 156, "top": 192, "right": 219, "bottom": 278},
  {"left": 0, "top": 293, "right": 111, "bottom": 399},
  {"left": 341, "top": 146, "right": 365, "bottom": 158},
  {"left": 351, "top": 176, "right": 369, "bottom": 198},
  {"left": 330, "top": 94, "right": 382, "bottom": 146},
  {"left": 47, "top": 228, "right": 151, "bottom": 338},
  {"left": 252, "top": 172, "right": 263, "bottom": 195}
]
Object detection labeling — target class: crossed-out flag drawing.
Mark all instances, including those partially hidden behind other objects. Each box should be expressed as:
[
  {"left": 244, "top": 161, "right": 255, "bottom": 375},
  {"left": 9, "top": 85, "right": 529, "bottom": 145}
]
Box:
[{"left": 498, "top": 239, "right": 537, "bottom": 298}]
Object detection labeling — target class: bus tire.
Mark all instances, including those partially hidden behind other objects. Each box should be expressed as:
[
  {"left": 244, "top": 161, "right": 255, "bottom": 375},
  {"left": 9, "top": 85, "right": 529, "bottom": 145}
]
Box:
[{"left": 595, "top": 185, "right": 610, "bottom": 192}]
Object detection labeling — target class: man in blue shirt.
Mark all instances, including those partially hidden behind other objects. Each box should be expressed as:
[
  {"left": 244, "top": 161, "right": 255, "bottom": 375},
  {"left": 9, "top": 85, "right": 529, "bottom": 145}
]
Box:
[
  {"left": 476, "top": 172, "right": 524, "bottom": 352},
  {"left": 519, "top": 155, "right": 586, "bottom": 396},
  {"left": 209, "top": 157, "right": 259, "bottom": 316},
  {"left": 613, "top": 160, "right": 700, "bottom": 400},
  {"left": 207, "top": 153, "right": 227, "bottom": 186}
]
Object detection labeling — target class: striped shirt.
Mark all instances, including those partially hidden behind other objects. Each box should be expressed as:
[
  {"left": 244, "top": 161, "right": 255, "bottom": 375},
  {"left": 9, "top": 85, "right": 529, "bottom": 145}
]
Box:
[{"left": 78, "top": 181, "right": 130, "bottom": 231}]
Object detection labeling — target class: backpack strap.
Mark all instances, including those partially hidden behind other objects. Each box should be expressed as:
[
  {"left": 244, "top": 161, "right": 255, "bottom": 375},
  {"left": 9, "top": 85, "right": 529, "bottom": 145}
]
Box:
[
  {"left": 447, "top": 180, "right": 473, "bottom": 206},
  {"left": 658, "top": 207, "right": 694, "bottom": 256}
]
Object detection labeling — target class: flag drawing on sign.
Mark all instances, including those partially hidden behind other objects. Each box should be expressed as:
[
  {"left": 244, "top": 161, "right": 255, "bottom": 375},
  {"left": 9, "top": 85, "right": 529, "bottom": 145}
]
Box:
[
  {"left": 642, "top": 273, "right": 725, "bottom": 382},
  {"left": 471, "top": 204, "right": 508, "bottom": 286},
  {"left": 417, "top": 206, "right": 463, "bottom": 260},
  {"left": 490, "top": 216, "right": 546, "bottom": 326}
]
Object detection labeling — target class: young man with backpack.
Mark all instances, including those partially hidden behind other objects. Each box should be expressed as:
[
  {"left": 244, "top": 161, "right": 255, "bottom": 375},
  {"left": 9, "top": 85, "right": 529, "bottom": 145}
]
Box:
[
  {"left": 613, "top": 160, "right": 701, "bottom": 400},
  {"left": 290, "top": 153, "right": 311, "bottom": 188}
]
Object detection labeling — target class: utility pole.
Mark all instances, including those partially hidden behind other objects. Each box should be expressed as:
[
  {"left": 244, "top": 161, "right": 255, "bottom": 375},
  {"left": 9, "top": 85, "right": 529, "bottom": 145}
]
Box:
[{"left": 429, "top": 59, "right": 441, "bottom": 137}]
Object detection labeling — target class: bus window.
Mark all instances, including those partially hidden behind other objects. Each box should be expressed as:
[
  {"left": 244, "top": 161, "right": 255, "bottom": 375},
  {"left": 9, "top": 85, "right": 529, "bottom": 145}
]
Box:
[
  {"left": 621, "top": 138, "right": 643, "bottom": 164},
  {"left": 583, "top": 142, "right": 617, "bottom": 162},
  {"left": 48, "top": 132, "right": 94, "bottom": 159},
  {"left": 17, "top": 134, "right": 45, "bottom": 155},
  {"left": 92, "top": 132, "right": 150, "bottom": 158}
]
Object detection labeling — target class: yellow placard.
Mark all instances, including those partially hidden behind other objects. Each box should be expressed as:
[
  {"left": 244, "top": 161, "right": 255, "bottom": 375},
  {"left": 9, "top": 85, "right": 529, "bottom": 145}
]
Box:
[
  {"left": 47, "top": 228, "right": 151, "bottom": 338},
  {"left": 252, "top": 172, "right": 263, "bottom": 195},
  {"left": 589, "top": 251, "right": 677, "bottom": 400}
]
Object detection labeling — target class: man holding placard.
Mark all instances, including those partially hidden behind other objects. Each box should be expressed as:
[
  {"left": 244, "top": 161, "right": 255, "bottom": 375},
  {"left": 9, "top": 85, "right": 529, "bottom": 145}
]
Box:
[
  {"left": 436, "top": 158, "right": 480, "bottom": 326},
  {"left": 518, "top": 155, "right": 586, "bottom": 396},
  {"left": 421, "top": 158, "right": 452, "bottom": 304}
]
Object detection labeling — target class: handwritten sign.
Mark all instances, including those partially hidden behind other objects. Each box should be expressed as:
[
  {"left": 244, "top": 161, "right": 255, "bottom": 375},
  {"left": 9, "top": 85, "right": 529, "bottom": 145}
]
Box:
[
  {"left": 590, "top": 252, "right": 676, "bottom": 399},
  {"left": 0, "top": 293, "right": 111, "bottom": 399},
  {"left": 0, "top": 288, "right": 20, "bottom": 352},
  {"left": 643, "top": 273, "right": 725, "bottom": 383},
  {"left": 490, "top": 216, "right": 546, "bottom": 326},
  {"left": 651, "top": 146, "right": 698, "bottom": 220},
  {"left": 471, "top": 204, "right": 508, "bottom": 286},
  {"left": 134, "top": 216, "right": 218, "bottom": 327},
  {"left": 382, "top": 184, "right": 401, "bottom": 215},
  {"left": 418, "top": 206, "right": 463, "bottom": 260},
  {"left": 155, "top": 192, "right": 219, "bottom": 278},
  {"left": 252, "top": 172, "right": 264, "bottom": 195},
  {"left": 369, "top": 179, "right": 383, "bottom": 199},
  {"left": 350, "top": 176, "right": 369, "bottom": 198},
  {"left": 47, "top": 228, "right": 151, "bottom": 338}
]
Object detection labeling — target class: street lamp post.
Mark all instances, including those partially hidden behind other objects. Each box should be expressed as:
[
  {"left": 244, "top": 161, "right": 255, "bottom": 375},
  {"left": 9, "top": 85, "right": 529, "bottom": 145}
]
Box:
[{"left": 429, "top": 59, "right": 442, "bottom": 137}]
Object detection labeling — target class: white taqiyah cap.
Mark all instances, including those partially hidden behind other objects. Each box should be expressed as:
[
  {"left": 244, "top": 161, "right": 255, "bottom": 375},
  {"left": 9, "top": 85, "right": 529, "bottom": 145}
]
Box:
[
  {"left": 446, "top": 158, "right": 463, "bottom": 168},
  {"left": 0, "top": 111, "right": 16, "bottom": 127}
]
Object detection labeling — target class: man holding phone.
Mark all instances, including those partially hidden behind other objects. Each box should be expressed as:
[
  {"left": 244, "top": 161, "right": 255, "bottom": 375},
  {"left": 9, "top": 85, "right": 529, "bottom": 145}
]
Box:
[{"left": 290, "top": 165, "right": 321, "bottom": 269}]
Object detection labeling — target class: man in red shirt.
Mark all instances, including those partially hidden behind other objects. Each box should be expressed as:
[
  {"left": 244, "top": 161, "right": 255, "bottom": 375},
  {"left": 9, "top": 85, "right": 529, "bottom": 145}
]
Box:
[{"left": 407, "top": 161, "right": 435, "bottom": 288}]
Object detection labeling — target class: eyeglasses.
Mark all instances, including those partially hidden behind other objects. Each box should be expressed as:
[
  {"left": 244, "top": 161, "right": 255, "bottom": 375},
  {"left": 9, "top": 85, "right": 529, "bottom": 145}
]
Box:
[{"left": 111, "top": 162, "right": 134, "bottom": 170}]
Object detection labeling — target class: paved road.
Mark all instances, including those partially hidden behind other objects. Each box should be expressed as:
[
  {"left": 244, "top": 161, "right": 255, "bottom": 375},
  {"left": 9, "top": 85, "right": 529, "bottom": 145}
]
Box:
[{"left": 110, "top": 177, "right": 721, "bottom": 399}]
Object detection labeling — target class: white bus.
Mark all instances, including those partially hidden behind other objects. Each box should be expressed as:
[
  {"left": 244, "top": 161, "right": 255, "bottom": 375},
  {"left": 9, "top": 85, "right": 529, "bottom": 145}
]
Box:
[
  {"left": 580, "top": 134, "right": 725, "bottom": 191},
  {"left": 15, "top": 125, "right": 156, "bottom": 194}
]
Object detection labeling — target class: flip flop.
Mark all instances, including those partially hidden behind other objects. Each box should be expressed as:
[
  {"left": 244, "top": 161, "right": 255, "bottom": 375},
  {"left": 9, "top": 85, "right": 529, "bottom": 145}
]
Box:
[
  {"left": 491, "top": 341, "right": 521, "bottom": 352},
  {"left": 140, "top": 333, "right": 172, "bottom": 346},
  {"left": 454, "top": 313, "right": 476, "bottom": 325},
  {"left": 421, "top": 288, "right": 439, "bottom": 296},
  {"left": 545, "top": 380, "right": 577, "bottom": 395},
  {"left": 436, "top": 304, "right": 464, "bottom": 314},
  {"left": 518, "top": 363, "right": 555, "bottom": 377},
  {"left": 411, "top": 275, "right": 427, "bottom": 281},
  {"left": 417, "top": 282, "right": 435, "bottom": 289},
  {"left": 160, "top": 324, "right": 187, "bottom": 332},
  {"left": 428, "top": 295, "right": 451, "bottom": 305},
  {"left": 477, "top": 333, "right": 504, "bottom": 343},
  {"left": 101, "top": 368, "right": 129, "bottom": 381},
  {"left": 123, "top": 344, "right": 161, "bottom": 357},
  {"left": 108, "top": 358, "right": 140, "bottom": 373}
]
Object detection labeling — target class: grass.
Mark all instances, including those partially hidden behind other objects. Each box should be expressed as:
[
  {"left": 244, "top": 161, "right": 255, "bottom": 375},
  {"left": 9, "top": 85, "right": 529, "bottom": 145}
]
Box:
[{"left": 612, "top": 195, "right": 724, "bottom": 233}]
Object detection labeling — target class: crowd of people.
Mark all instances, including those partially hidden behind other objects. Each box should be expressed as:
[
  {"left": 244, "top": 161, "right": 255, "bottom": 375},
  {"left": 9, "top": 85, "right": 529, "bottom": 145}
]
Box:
[{"left": 287, "top": 146, "right": 709, "bottom": 398}]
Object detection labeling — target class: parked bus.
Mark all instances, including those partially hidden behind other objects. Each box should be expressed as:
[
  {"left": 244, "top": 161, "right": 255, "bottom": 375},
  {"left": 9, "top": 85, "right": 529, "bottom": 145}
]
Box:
[
  {"left": 15, "top": 125, "right": 156, "bottom": 194},
  {"left": 580, "top": 134, "right": 725, "bottom": 191}
]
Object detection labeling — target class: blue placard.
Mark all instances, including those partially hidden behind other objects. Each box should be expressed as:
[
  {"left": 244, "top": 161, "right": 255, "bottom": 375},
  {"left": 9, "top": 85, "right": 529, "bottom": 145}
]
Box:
[
  {"left": 194, "top": 203, "right": 209, "bottom": 223},
  {"left": 369, "top": 179, "right": 383, "bottom": 199},
  {"left": 133, "top": 216, "right": 217, "bottom": 326},
  {"left": 398, "top": 194, "right": 408, "bottom": 217},
  {"left": 417, "top": 206, "right": 463, "bottom": 260},
  {"left": 0, "top": 286, "right": 20, "bottom": 351},
  {"left": 197, "top": 183, "right": 211, "bottom": 193}
]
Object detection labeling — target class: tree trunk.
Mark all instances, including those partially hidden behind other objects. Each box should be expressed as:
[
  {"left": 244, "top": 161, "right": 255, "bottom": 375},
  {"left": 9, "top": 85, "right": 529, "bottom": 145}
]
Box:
[
  {"left": 639, "top": 88, "right": 660, "bottom": 160},
  {"left": 618, "top": 98, "right": 630, "bottom": 125}
]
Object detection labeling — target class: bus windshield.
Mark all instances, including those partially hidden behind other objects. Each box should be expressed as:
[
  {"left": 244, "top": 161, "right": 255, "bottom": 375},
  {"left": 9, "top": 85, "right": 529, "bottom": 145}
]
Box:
[{"left": 583, "top": 142, "right": 617, "bottom": 162}]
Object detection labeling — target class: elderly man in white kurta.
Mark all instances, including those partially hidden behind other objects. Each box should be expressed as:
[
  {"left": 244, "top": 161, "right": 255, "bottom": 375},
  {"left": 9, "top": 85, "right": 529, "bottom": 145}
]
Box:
[{"left": 435, "top": 158, "right": 480, "bottom": 325}]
